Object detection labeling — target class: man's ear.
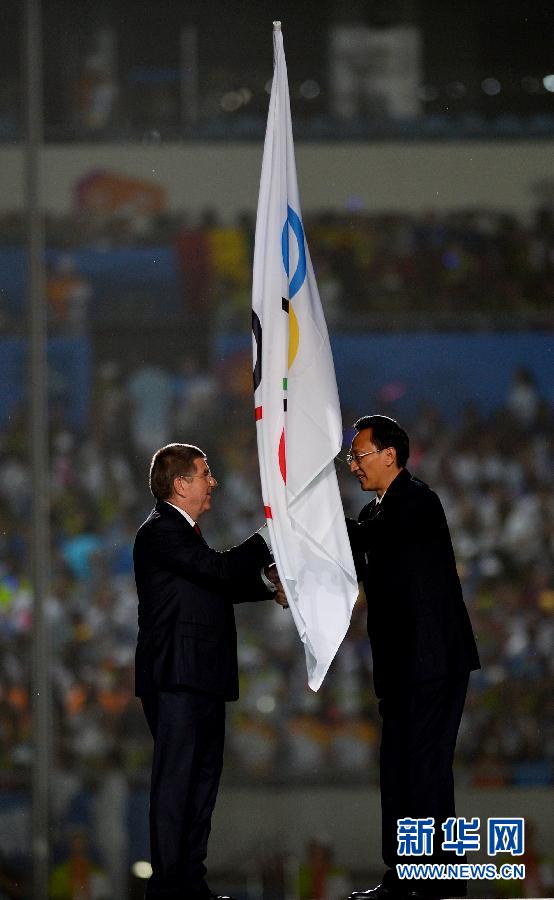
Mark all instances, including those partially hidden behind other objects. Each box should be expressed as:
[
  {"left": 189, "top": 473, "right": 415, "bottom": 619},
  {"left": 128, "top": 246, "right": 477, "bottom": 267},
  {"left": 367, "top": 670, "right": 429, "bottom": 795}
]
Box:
[
  {"left": 172, "top": 475, "right": 185, "bottom": 497},
  {"left": 385, "top": 446, "right": 397, "bottom": 467}
]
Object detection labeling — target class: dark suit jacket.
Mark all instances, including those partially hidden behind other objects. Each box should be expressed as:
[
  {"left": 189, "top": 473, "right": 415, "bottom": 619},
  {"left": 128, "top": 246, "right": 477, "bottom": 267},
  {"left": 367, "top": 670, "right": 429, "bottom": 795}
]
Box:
[
  {"left": 134, "top": 500, "right": 273, "bottom": 701},
  {"left": 347, "top": 469, "right": 480, "bottom": 698}
]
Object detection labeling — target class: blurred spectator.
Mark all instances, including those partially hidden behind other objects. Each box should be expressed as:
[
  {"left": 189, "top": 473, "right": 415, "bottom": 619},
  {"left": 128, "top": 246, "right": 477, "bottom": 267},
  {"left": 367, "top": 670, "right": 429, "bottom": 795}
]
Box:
[
  {"left": 507, "top": 366, "right": 541, "bottom": 428},
  {"left": 46, "top": 256, "right": 92, "bottom": 334},
  {"left": 49, "top": 829, "right": 109, "bottom": 900},
  {"left": 93, "top": 751, "right": 129, "bottom": 900},
  {"left": 493, "top": 819, "right": 553, "bottom": 897},
  {"left": 297, "top": 836, "right": 349, "bottom": 900},
  {"left": 127, "top": 363, "right": 174, "bottom": 459},
  {"left": 76, "top": 50, "right": 118, "bottom": 134}
]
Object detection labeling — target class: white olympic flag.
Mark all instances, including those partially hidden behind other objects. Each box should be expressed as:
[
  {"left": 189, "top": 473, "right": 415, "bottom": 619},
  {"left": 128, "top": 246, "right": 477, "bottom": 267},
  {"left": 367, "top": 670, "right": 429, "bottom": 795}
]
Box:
[{"left": 251, "top": 22, "right": 358, "bottom": 691}]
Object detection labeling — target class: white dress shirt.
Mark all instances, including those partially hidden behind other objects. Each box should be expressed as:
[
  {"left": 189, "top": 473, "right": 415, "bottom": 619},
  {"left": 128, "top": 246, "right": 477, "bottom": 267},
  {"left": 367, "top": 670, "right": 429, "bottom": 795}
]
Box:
[{"left": 165, "top": 500, "right": 197, "bottom": 528}]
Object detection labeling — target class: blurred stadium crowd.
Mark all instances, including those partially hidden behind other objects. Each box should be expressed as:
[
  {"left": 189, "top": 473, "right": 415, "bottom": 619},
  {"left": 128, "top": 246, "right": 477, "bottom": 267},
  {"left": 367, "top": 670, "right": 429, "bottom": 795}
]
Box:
[
  {"left": 0, "top": 198, "right": 552, "bottom": 898},
  {"left": 0, "top": 341, "right": 551, "bottom": 789},
  {"left": 2, "top": 4, "right": 553, "bottom": 895},
  {"left": 1, "top": 205, "right": 554, "bottom": 335}
]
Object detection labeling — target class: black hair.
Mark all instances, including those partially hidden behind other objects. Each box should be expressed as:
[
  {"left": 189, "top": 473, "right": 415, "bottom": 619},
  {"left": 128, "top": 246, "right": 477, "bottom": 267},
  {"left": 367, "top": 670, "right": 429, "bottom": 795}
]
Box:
[{"left": 353, "top": 414, "right": 409, "bottom": 468}]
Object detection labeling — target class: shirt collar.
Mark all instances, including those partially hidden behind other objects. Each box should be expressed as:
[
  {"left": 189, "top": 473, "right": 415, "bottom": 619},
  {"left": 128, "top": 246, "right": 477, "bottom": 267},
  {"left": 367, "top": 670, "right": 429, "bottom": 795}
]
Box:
[{"left": 164, "top": 500, "right": 196, "bottom": 529}]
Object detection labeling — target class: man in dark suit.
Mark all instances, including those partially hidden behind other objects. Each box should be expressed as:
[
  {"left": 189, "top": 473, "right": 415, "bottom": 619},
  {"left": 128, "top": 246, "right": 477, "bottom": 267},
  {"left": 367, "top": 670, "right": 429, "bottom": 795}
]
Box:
[
  {"left": 344, "top": 416, "right": 480, "bottom": 900},
  {"left": 134, "top": 442, "right": 283, "bottom": 900}
]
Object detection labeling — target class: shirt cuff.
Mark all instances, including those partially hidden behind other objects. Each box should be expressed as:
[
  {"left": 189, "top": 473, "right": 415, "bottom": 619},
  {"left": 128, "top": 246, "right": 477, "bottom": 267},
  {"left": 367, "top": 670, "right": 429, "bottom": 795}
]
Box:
[{"left": 260, "top": 567, "right": 276, "bottom": 592}]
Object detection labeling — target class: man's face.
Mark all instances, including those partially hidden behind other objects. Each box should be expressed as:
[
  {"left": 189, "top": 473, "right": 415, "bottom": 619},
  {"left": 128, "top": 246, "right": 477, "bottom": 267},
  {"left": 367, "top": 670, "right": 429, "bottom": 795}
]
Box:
[
  {"left": 178, "top": 456, "right": 217, "bottom": 520},
  {"left": 349, "top": 428, "right": 390, "bottom": 492}
]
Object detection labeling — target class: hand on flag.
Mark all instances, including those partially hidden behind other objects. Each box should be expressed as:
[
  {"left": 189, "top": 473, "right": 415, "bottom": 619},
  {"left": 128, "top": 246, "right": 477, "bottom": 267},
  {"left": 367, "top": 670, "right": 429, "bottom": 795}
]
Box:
[{"left": 264, "top": 563, "right": 289, "bottom": 609}]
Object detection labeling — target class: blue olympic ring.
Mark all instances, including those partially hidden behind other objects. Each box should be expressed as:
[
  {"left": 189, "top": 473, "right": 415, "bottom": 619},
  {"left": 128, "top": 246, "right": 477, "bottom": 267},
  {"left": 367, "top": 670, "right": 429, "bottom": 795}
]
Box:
[{"left": 281, "top": 205, "right": 307, "bottom": 299}]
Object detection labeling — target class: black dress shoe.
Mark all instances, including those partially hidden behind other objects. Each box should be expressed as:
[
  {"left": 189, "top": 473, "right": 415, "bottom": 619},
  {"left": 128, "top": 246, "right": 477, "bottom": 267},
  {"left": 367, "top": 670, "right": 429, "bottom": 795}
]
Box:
[
  {"left": 348, "top": 885, "right": 402, "bottom": 900},
  {"left": 146, "top": 892, "right": 237, "bottom": 900},
  {"left": 189, "top": 893, "right": 236, "bottom": 900},
  {"left": 193, "top": 893, "right": 236, "bottom": 900},
  {"left": 403, "top": 893, "right": 444, "bottom": 900},
  {"left": 403, "top": 893, "right": 439, "bottom": 900},
  {"left": 403, "top": 891, "right": 465, "bottom": 899},
  {"left": 403, "top": 888, "right": 466, "bottom": 899}
]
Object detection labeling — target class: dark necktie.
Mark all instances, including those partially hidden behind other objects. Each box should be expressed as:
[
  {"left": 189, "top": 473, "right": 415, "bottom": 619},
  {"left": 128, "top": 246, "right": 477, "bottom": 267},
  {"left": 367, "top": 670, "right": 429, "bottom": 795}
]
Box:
[
  {"left": 193, "top": 523, "right": 202, "bottom": 537},
  {"left": 366, "top": 501, "right": 382, "bottom": 521}
]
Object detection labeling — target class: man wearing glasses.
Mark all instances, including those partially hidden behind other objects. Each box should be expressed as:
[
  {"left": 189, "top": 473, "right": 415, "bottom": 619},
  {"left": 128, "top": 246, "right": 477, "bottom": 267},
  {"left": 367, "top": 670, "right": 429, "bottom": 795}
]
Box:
[
  {"left": 134, "top": 443, "right": 284, "bottom": 900},
  {"left": 345, "top": 416, "right": 480, "bottom": 900}
]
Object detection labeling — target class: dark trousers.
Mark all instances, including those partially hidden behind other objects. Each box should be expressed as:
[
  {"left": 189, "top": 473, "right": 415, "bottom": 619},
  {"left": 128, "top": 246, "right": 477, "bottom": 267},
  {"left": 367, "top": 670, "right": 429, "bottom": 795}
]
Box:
[
  {"left": 379, "top": 675, "right": 469, "bottom": 897},
  {"left": 141, "top": 687, "right": 226, "bottom": 899}
]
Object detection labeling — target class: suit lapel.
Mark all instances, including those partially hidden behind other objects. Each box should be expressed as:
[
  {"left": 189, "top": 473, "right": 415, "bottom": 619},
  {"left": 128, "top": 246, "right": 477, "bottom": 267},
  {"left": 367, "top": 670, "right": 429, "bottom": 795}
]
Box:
[
  {"left": 379, "top": 468, "right": 411, "bottom": 508},
  {"left": 360, "top": 499, "right": 380, "bottom": 522},
  {"left": 359, "top": 469, "right": 411, "bottom": 522}
]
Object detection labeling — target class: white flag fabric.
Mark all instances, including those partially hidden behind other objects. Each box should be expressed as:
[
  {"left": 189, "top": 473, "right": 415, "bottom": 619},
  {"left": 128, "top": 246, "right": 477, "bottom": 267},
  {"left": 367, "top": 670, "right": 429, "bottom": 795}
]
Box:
[{"left": 252, "top": 22, "right": 358, "bottom": 691}]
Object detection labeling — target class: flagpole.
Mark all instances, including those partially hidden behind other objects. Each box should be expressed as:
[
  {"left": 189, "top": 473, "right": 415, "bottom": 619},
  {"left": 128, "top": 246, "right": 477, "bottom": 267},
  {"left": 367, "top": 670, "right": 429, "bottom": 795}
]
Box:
[{"left": 25, "top": 0, "right": 52, "bottom": 895}]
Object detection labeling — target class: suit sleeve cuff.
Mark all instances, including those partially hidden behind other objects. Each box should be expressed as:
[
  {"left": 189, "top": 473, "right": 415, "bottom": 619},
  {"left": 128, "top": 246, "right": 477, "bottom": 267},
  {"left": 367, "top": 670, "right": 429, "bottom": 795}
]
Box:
[{"left": 256, "top": 524, "right": 272, "bottom": 552}]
